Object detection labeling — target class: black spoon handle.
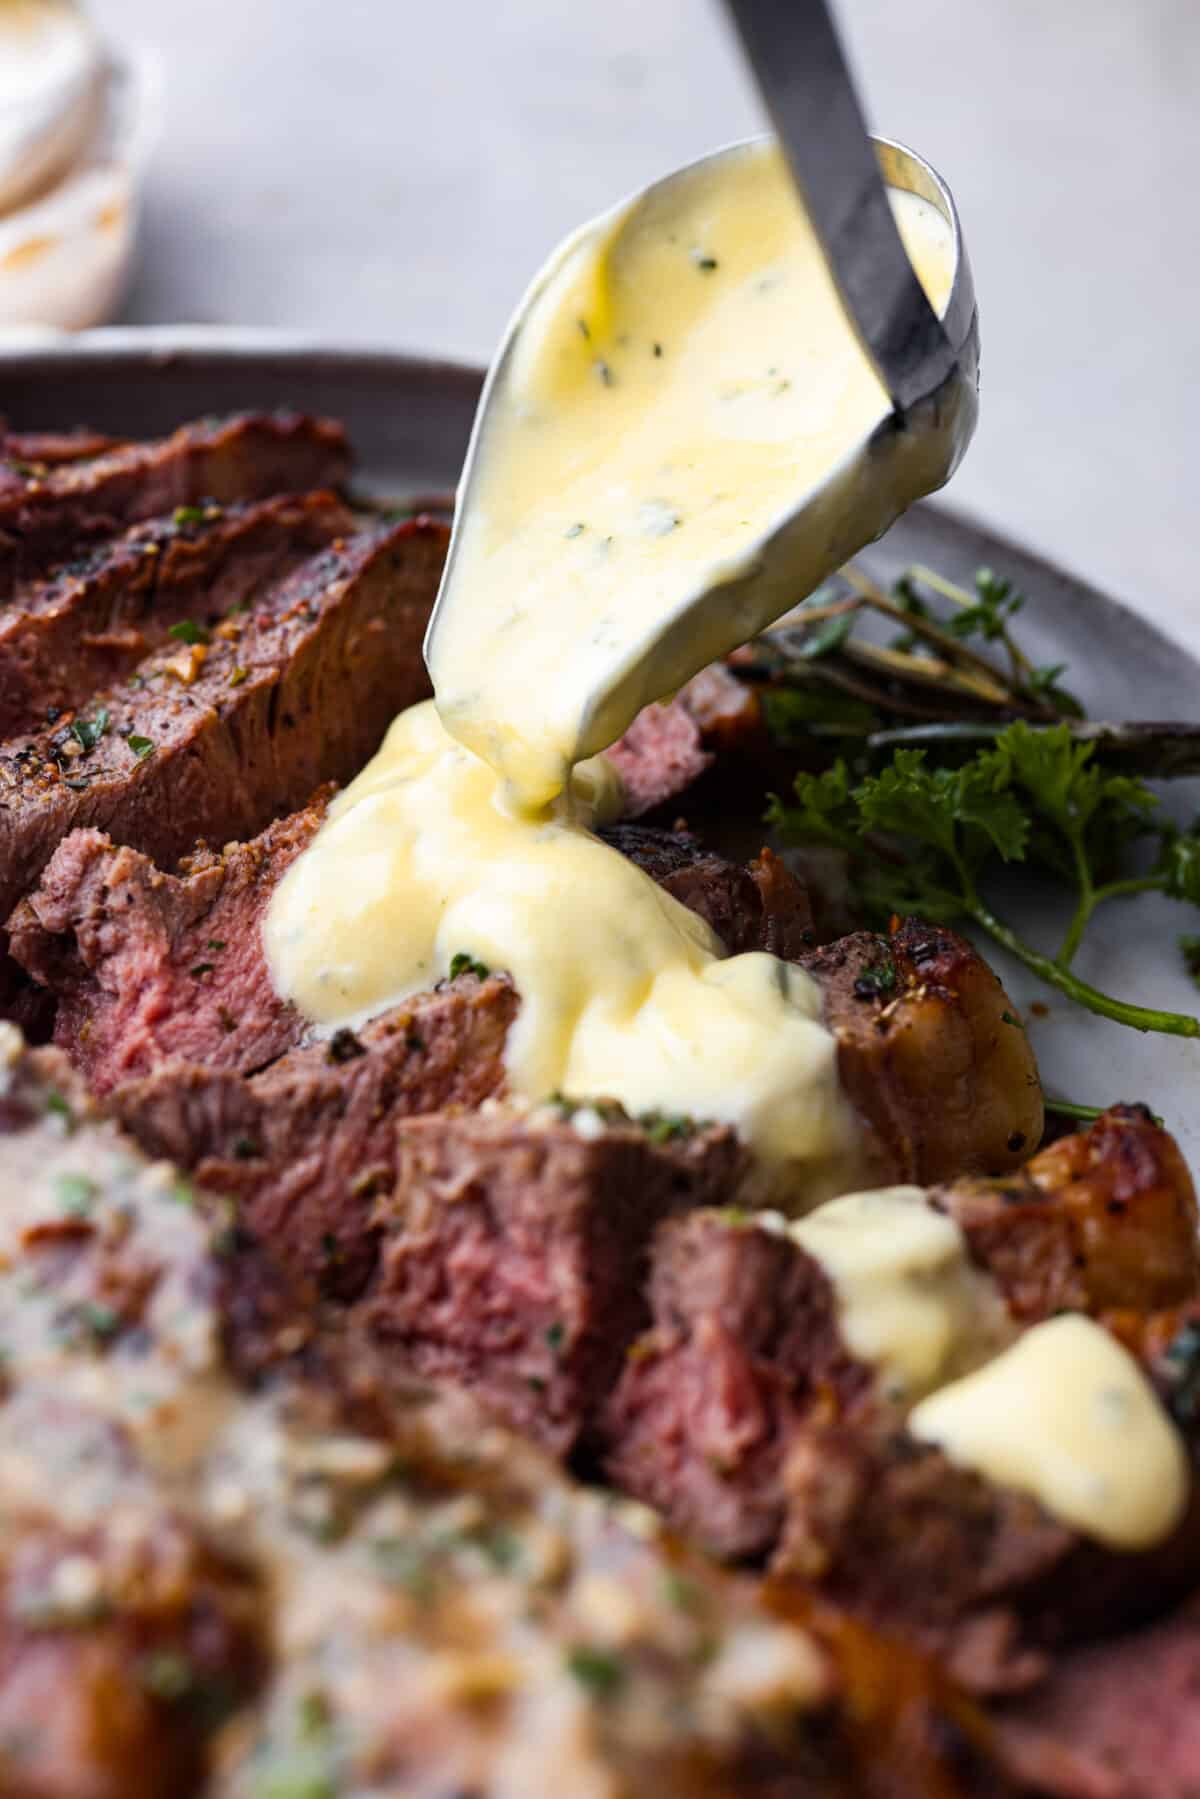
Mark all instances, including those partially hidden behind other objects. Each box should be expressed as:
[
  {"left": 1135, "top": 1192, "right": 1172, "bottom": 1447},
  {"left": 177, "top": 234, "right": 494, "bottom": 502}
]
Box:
[{"left": 721, "top": 0, "right": 958, "bottom": 414}]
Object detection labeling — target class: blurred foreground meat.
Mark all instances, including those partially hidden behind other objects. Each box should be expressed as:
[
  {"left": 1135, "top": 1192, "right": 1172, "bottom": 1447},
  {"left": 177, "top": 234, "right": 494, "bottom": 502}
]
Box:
[{"left": 0, "top": 1025, "right": 1009, "bottom": 1798}]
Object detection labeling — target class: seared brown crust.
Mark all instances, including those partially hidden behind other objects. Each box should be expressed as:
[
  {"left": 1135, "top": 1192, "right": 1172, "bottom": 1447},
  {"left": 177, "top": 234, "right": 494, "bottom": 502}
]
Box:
[
  {"left": 801, "top": 917, "right": 1044, "bottom": 1184},
  {"left": 0, "top": 411, "right": 350, "bottom": 599},
  {"left": 1, "top": 426, "right": 125, "bottom": 467},
  {"left": 0, "top": 517, "right": 446, "bottom": 952},
  {"left": 935, "top": 1104, "right": 1200, "bottom": 1320},
  {"left": 0, "top": 490, "right": 353, "bottom": 738},
  {"left": 113, "top": 974, "right": 519, "bottom": 1300},
  {"left": 9, "top": 795, "right": 331, "bottom": 1091},
  {"left": 601, "top": 822, "right": 814, "bottom": 957}
]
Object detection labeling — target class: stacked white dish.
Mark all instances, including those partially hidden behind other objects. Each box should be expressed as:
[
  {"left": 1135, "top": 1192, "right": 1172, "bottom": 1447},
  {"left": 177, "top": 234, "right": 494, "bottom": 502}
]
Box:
[{"left": 0, "top": 0, "right": 160, "bottom": 331}]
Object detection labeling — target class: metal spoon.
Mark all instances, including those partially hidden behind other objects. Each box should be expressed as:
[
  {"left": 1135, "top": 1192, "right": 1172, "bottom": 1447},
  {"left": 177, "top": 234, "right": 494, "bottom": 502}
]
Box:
[
  {"left": 721, "top": 0, "right": 971, "bottom": 416},
  {"left": 424, "top": 42, "right": 978, "bottom": 767}
]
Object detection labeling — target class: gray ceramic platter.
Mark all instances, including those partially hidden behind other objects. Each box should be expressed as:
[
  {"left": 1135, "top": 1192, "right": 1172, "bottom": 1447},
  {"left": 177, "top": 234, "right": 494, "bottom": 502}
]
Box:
[{"left": 3, "top": 327, "right": 1198, "bottom": 1168}]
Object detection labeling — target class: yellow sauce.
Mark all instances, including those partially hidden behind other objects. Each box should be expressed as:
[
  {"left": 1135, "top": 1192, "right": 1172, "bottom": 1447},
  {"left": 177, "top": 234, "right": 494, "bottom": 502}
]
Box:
[
  {"left": 268, "top": 139, "right": 962, "bottom": 1186},
  {"left": 429, "top": 140, "right": 960, "bottom": 811},
  {"left": 789, "top": 1186, "right": 1011, "bottom": 1404},
  {"left": 266, "top": 699, "right": 862, "bottom": 1187},
  {"left": 908, "top": 1314, "right": 1189, "bottom": 1551}
]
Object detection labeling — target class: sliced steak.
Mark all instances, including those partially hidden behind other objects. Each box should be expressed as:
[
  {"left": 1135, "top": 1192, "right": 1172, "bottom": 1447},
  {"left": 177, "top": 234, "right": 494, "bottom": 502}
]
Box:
[
  {"left": 0, "top": 489, "right": 353, "bottom": 738},
  {"left": 1, "top": 425, "right": 125, "bottom": 467},
  {"left": 605, "top": 698, "right": 711, "bottom": 817},
  {"left": 0, "top": 410, "right": 350, "bottom": 598},
  {"left": 0, "top": 515, "right": 447, "bottom": 949},
  {"left": 990, "top": 1590, "right": 1200, "bottom": 1799},
  {"left": 603, "top": 664, "right": 767, "bottom": 818},
  {"left": 601, "top": 822, "right": 814, "bottom": 957},
  {"left": 113, "top": 973, "right": 519, "bottom": 1299},
  {"left": 801, "top": 917, "right": 1044, "bottom": 1184},
  {"left": 363, "top": 1108, "right": 749, "bottom": 1456},
  {"left": 9, "top": 793, "right": 332, "bottom": 1091},
  {"left": 602, "top": 1116, "right": 1200, "bottom": 1693},
  {"left": 601, "top": 1208, "right": 875, "bottom": 1560},
  {"left": 23, "top": 797, "right": 806, "bottom": 1093},
  {"left": 0, "top": 1026, "right": 943, "bottom": 1799}
]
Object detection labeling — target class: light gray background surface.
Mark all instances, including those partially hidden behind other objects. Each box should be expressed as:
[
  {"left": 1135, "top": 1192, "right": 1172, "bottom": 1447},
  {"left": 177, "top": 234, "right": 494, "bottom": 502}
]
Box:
[{"left": 94, "top": 0, "right": 1199, "bottom": 648}]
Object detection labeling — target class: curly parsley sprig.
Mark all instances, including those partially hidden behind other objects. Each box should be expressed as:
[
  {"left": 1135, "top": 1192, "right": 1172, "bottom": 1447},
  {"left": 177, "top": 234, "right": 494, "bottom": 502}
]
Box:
[{"left": 769, "top": 720, "right": 1200, "bottom": 1038}]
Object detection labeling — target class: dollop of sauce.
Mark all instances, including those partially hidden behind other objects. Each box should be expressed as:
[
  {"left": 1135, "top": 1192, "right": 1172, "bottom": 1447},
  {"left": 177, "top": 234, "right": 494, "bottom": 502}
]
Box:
[
  {"left": 428, "top": 140, "right": 961, "bottom": 811},
  {"left": 790, "top": 1186, "right": 1011, "bottom": 1404},
  {"left": 266, "top": 699, "right": 862, "bottom": 1187},
  {"left": 908, "top": 1314, "right": 1189, "bottom": 1551}
]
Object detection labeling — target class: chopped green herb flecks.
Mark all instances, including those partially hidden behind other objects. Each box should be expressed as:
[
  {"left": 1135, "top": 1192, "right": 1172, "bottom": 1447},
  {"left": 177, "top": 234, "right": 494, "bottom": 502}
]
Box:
[
  {"left": 56, "top": 1174, "right": 96, "bottom": 1216},
  {"left": 449, "top": 951, "right": 491, "bottom": 981},
  {"left": 168, "top": 619, "right": 209, "bottom": 645},
  {"left": 127, "top": 734, "right": 155, "bottom": 761},
  {"left": 640, "top": 1110, "right": 693, "bottom": 1145},
  {"left": 45, "top": 1090, "right": 75, "bottom": 1133},
  {"left": 690, "top": 250, "right": 719, "bottom": 272},
  {"left": 854, "top": 959, "right": 897, "bottom": 1001},
  {"left": 138, "top": 1650, "right": 196, "bottom": 1701},
  {"left": 566, "top": 1645, "right": 625, "bottom": 1698},
  {"left": 70, "top": 708, "right": 109, "bottom": 753}
]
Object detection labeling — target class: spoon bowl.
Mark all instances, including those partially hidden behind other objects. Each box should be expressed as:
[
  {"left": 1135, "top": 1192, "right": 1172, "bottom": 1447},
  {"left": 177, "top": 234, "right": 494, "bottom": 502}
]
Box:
[{"left": 425, "top": 133, "right": 978, "bottom": 787}]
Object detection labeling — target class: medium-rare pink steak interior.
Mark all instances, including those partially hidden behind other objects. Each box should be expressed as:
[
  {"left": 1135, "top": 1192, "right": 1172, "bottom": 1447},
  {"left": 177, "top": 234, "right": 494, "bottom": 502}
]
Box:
[{"left": 0, "top": 409, "right": 1196, "bottom": 1797}]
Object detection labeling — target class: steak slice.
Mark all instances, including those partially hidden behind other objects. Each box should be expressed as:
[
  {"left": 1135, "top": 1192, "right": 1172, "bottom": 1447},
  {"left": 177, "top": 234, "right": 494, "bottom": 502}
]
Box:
[
  {"left": 113, "top": 973, "right": 520, "bottom": 1299},
  {"left": 801, "top": 917, "right": 1044, "bottom": 1184},
  {"left": 605, "top": 697, "right": 712, "bottom": 816},
  {"left": 362, "top": 1108, "right": 749, "bottom": 1456},
  {"left": 603, "top": 664, "right": 766, "bottom": 818},
  {"left": 602, "top": 1114, "right": 1200, "bottom": 1692},
  {"left": 0, "top": 489, "right": 353, "bottom": 738},
  {"left": 601, "top": 1207, "right": 875, "bottom": 1560},
  {"left": 8, "top": 793, "right": 332, "bottom": 1091},
  {"left": 0, "top": 515, "right": 447, "bottom": 945},
  {"left": 1, "top": 425, "right": 125, "bottom": 467},
  {"left": 20, "top": 802, "right": 807, "bottom": 1093},
  {"left": 601, "top": 822, "right": 814, "bottom": 958},
  {"left": 990, "top": 1590, "right": 1200, "bottom": 1799},
  {"left": 0, "top": 410, "right": 350, "bottom": 598}
]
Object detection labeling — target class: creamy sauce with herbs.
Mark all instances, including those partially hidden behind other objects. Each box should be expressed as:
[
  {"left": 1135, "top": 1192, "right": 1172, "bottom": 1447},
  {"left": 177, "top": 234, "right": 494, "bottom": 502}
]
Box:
[
  {"left": 429, "top": 140, "right": 960, "bottom": 811},
  {"left": 789, "top": 1187, "right": 1011, "bottom": 1404},
  {"left": 266, "top": 699, "right": 861, "bottom": 1185},
  {"left": 268, "top": 139, "right": 962, "bottom": 1183},
  {"left": 909, "top": 1314, "right": 1189, "bottom": 1551}
]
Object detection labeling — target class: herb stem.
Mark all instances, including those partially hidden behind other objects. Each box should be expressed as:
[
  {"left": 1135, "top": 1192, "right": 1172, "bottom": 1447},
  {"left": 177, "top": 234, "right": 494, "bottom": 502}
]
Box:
[
  {"left": 1092, "top": 873, "right": 1164, "bottom": 905},
  {"left": 1056, "top": 832, "right": 1095, "bottom": 967},
  {"left": 1044, "top": 1098, "right": 1105, "bottom": 1123},
  {"left": 966, "top": 896, "right": 1200, "bottom": 1038}
]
